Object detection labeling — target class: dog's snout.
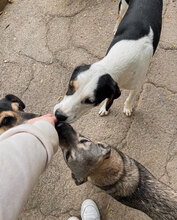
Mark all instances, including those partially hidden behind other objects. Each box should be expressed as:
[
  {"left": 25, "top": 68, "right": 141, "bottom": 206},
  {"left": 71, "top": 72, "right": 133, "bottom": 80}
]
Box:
[
  {"left": 20, "top": 112, "right": 38, "bottom": 120},
  {"left": 55, "top": 122, "right": 76, "bottom": 137},
  {"left": 55, "top": 121, "right": 77, "bottom": 148},
  {"left": 55, "top": 109, "right": 68, "bottom": 121}
]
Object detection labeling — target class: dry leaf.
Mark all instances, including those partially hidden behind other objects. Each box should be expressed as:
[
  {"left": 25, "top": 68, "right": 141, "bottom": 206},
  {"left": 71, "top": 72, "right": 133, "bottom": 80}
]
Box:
[
  {"left": 168, "top": 180, "right": 172, "bottom": 185},
  {"left": 58, "top": 96, "right": 63, "bottom": 101}
]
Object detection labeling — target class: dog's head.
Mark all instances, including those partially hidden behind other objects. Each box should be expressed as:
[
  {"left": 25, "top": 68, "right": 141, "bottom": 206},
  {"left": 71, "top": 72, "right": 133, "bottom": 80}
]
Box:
[
  {"left": 54, "top": 64, "right": 121, "bottom": 123},
  {"left": 55, "top": 121, "right": 111, "bottom": 185},
  {"left": 0, "top": 94, "right": 38, "bottom": 134}
]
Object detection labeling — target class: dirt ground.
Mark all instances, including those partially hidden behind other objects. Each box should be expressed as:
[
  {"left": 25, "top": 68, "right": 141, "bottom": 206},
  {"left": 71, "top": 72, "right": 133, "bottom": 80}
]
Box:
[{"left": 0, "top": 0, "right": 177, "bottom": 219}]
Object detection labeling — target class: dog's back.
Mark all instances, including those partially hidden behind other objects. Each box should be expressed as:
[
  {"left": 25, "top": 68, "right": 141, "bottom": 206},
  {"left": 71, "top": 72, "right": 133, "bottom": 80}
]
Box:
[
  {"left": 100, "top": 149, "right": 177, "bottom": 220},
  {"left": 109, "top": 0, "right": 163, "bottom": 53}
]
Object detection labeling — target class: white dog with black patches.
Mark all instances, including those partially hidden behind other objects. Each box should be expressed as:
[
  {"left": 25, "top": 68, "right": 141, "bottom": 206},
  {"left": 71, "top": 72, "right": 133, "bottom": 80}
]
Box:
[{"left": 54, "top": 0, "right": 163, "bottom": 123}]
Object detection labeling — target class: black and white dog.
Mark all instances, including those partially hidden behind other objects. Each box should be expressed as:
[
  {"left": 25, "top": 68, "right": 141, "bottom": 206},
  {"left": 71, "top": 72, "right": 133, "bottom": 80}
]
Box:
[{"left": 54, "top": 0, "right": 163, "bottom": 123}]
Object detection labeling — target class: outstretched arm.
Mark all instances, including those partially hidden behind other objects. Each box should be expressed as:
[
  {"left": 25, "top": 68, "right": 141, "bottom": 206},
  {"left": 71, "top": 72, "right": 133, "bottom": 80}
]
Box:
[{"left": 0, "top": 115, "right": 59, "bottom": 220}]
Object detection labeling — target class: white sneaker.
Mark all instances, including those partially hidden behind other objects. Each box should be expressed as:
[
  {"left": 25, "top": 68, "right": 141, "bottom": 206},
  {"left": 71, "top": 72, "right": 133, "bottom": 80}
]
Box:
[
  {"left": 68, "top": 217, "right": 79, "bottom": 220},
  {"left": 81, "top": 199, "right": 100, "bottom": 220}
]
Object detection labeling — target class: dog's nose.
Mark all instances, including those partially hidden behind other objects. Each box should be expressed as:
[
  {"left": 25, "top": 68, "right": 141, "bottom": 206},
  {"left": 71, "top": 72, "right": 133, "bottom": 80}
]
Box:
[
  {"left": 55, "top": 121, "right": 77, "bottom": 147},
  {"left": 55, "top": 109, "right": 68, "bottom": 121}
]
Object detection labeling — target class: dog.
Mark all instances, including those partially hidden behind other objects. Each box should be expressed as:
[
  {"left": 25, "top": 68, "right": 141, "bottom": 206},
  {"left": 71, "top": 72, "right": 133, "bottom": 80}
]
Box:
[
  {"left": 0, "top": 94, "right": 37, "bottom": 134},
  {"left": 54, "top": 0, "right": 163, "bottom": 123},
  {"left": 56, "top": 122, "right": 177, "bottom": 220}
]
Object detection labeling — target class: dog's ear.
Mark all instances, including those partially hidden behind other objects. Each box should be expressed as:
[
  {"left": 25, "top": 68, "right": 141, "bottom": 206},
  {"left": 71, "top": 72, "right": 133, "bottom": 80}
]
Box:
[
  {"left": 97, "top": 144, "right": 111, "bottom": 159},
  {"left": 94, "top": 74, "right": 121, "bottom": 108},
  {"left": 5, "top": 94, "right": 25, "bottom": 110}
]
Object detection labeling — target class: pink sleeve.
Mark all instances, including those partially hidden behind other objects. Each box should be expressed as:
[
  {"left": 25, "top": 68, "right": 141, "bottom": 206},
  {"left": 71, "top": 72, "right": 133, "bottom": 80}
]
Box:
[{"left": 0, "top": 121, "right": 59, "bottom": 220}]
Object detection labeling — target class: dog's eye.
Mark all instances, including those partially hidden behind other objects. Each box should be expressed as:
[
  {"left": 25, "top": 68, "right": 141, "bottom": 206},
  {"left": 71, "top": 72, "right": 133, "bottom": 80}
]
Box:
[
  {"left": 1, "top": 116, "right": 16, "bottom": 126},
  {"left": 82, "top": 98, "right": 94, "bottom": 105},
  {"left": 65, "top": 151, "right": 71, "bottom": 161},
  {"left": 18, "top": 105, "right": 24, "bottom": 112},
  {"left": 15, "top": 103, "right": 24, "bottom": 112},
  {"left": 80, "top": 139, "right": 89, "bottom": 143}
]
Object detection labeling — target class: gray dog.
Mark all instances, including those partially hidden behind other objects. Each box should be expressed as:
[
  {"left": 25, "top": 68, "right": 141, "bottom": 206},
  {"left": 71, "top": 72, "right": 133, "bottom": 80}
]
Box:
[{"left": 56, "top": 122, "right": 177, "bottom": 220}]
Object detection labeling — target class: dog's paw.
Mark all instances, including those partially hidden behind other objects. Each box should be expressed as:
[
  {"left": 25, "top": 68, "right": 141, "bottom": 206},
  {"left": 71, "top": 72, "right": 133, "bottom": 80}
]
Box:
[
  {"left": 123, "top": 106, "right": 132, "bottom": 117},
  {"left": 99, "top": 106, "right": 109, "bottom": 117}
]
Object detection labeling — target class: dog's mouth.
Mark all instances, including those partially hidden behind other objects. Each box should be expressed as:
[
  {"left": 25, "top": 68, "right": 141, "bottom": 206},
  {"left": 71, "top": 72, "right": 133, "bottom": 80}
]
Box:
[
  {"left": 0, "top": 112, "right": 38, "bottom": 135},
  {"left": 55, "top": 110, "right": 78, "bottom": 124},
  {"left": 19, "top": 112, "right": 38, "bottom": 121},
  {"left": 72, "top": 173, "right": 87, "bottom": 186}
]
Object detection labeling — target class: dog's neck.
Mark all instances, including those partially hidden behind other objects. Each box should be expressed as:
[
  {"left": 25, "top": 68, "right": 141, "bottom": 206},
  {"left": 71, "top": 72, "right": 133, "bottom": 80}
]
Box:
[
  {"left": 91, "top": 60, "right": 117, "bottom": 82},
  {"left": 88, "top": 148, "right": 123, "bottom": 186},
  {"left": 88, "top": 148, "right": 139, "bottom": 197},
  {"left": 91, "top": 55, "right": 126, "bottom": 86},
  {"left": 88, "top": 148, "right": 177, "bottom": 219}
]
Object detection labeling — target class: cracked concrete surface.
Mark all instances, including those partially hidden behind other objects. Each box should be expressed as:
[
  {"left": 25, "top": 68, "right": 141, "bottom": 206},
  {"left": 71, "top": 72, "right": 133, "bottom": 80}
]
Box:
[{"left": 0, "top": 0, "right": 177, "bottom": 219}]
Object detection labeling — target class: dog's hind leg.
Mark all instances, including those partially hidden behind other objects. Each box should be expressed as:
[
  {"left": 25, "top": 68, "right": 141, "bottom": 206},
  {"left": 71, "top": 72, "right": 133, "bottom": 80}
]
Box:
[
  {"left": 123, "top": 60, "right": 151, "bottom": 116},
  {"left": 123, "top": 90, "right": 137, "bottom": 116},
  {"left": 113, "top": 0, "right": 129, "bottom": 35}
]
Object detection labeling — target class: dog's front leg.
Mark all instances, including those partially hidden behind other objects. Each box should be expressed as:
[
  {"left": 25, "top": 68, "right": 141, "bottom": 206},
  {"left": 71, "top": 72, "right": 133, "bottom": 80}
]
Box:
[
  {"left": 99, "top": 99, "right": 109, "bottom": 116},
  {"left": 99, "top": 97, "right": 115, "bottom": 117}
]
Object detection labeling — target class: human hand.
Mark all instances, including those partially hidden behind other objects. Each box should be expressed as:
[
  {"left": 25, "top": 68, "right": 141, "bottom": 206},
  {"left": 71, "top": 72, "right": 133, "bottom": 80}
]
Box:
[{"left": 27, "top": 114, "right": 57, "bottom": 126}]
